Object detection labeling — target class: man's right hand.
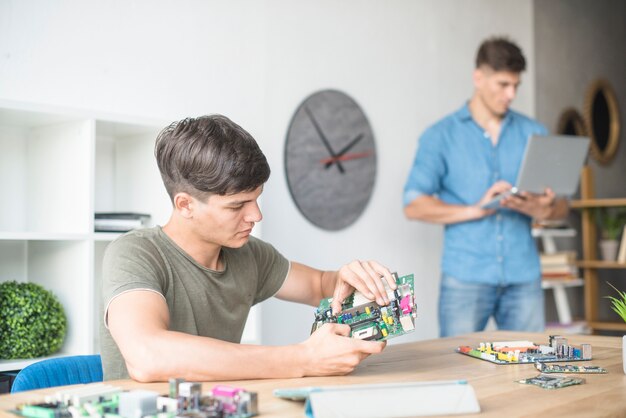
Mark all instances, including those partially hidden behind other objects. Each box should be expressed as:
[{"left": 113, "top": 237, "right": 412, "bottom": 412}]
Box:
[
  {"left": 472, "top": 180, "right": 514, "bottom": 218},
  {"left": 299, "top": 323, "right": 385, "bottom": 376}
]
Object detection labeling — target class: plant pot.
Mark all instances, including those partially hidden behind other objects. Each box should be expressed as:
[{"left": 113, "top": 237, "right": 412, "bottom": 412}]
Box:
[{"left": 599, "top": 239, "right": 619, "bottom": 261}]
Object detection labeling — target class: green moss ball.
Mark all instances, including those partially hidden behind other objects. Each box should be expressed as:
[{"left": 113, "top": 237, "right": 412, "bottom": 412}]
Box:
[{"left": 0, "top": 281, "right": 67, "bottom": 359}]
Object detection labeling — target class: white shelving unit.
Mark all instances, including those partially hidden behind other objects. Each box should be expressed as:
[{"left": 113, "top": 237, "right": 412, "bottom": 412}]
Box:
[
  {"left": 0, "top": 101, "right": 266, "bottom": 373},
  {"left": 0, "top": 101, "right": 171, "bottom": 372},
  {"left": 532, "top": 227, "right": 584, "bottom": 327}
]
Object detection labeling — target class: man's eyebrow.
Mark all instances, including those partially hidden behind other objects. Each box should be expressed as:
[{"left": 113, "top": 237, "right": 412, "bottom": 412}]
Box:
[
  {"left": 224, "top": 187, "right": 263, "bottom": 205},
  {"left": 225, "top": 198, "right": 253, "bottom": 205}
]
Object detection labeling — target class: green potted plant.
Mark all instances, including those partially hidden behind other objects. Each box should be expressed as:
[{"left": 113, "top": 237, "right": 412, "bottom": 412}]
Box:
[
  {"left": 0, "top": 281, "right": 67, "bottom": 359},
  {"left": 594, "top": 207, "right": 626, "bottom": 261},
  {"left": 605, "top": 282, "right": 626, "bottom": 374}
]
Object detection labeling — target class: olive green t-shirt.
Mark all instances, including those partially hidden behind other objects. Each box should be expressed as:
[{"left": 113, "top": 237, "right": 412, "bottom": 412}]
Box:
[{"left": 100, "top": 226, "right": 290, "bottom": 380}]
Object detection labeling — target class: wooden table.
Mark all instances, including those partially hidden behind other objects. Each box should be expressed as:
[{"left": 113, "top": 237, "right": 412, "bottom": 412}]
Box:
[{"left": 1, "top": 331, "right": 624, "bottom": 417}]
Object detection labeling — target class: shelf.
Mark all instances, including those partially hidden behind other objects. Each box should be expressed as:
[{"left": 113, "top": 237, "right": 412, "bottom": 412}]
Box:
[
  {"left": 0, "top": 102, "right": 174, "bottom": 366},
  {"left": 587, "top": 321, "right": 626, "bottom": 332},
  {"left": 574, "top": 167, "right": 626, "bottom": 335},
  {"left": 575, "top": 260, "right": 626, "bottom": 269},
  {"left": 0, "top": 353, "right": 69, "bottom": 373},
  {"left": 93, "top": 232, "right": 123, "bottom": 241},
  {"left": 544, "top": 320, "right": 589, "bottom": 335},
  {"left": 541, "top": 278, "right": 584, "bottom": 289},
  {"left": 0, "top": 102, "right": 264, "bottom": 371},
  {"left": 570, "top": 198, "right": 626, "bottom": 208},
  {"left": 531, "top": 227, "right": 576, "bottom": 238},
  {"left": 0, "top": 232, "right": 89, "bottom": 241}
]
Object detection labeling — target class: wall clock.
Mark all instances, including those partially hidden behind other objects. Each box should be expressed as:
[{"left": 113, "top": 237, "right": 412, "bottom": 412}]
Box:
[{"left": 284, "top": 89, "right": 377, "bottom": 231}]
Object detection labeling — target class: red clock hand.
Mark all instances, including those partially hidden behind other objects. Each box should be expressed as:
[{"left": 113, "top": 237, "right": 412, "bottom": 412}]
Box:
[
  {"left": 320, "top": 150, "right": 374, "bottom": 165},
  {"left": 323, "top": 133, "right": 365, "bottom": 169}
]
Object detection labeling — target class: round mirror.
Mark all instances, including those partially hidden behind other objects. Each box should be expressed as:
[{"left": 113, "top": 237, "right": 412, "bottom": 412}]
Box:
[
  {"left": 584, "top": 78, "right": 620, "bottom": 165},
  {"left": 557, "top": 108, "right": 587, "bottom": 136}
]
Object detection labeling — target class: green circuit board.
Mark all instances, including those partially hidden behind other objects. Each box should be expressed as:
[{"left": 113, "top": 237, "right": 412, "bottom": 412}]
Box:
[
  {"left": 517, "top": 374, "right": 585, "bottom": 389},
  {"left": 310, "top": 273, "right": 417, "bottom": 341},
  {"left": 535, "top": 362, "right": 607, "bottom": 374}
]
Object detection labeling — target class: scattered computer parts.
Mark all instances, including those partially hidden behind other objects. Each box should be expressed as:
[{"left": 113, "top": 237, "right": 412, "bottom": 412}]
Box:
[
  {"left": 456, "top": 335, "right": 592, "bottom": 364},
  {"left": 13, "top": 379, "right": 257, "bottom": 418},
  {"left": 310, "top": 273, "right": 417, "bottom": 341}
]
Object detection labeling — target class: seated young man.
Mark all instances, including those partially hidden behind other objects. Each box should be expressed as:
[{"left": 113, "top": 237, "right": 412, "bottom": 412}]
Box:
[{"left": 101, "top": 114, "right": 396, "bottom": 382}]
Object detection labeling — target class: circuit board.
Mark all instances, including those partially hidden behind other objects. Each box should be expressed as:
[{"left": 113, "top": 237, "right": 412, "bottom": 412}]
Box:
[
  {"left": 535, "top": 362, "right": 607, "bottom": 374},
  {"left": 517, "top": 374, "right": 585, "bottom": 389},
  {"left": 457, "top": 335, "right": 592, "bottom": 365},
  {"left": 310, "top": 273, "right": 417, "bottom": 341}
]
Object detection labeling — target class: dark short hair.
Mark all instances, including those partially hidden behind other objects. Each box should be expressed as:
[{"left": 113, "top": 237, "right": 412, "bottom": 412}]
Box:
[
  {"left": 155, "top": 114, "right": 270, "bottom": 203},
  {"left": 475, "top": 37, "right": 526, "bottom": 73}
]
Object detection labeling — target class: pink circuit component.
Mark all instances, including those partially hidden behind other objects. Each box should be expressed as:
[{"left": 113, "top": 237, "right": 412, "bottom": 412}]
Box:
[
  {"left": 400, "top": 295, "right": 412, "bottom": 314},
  {"left": 211, "top": 385, "right": 244, "bottom": 413}
]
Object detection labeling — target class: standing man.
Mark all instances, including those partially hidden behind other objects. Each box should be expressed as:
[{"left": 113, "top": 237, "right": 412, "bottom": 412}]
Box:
[
  {"left": 102, "top": 114, "right": 396, "bottom": 381},
  {"left": 403, "top": 37, "right": 568, "bottom": 337}
]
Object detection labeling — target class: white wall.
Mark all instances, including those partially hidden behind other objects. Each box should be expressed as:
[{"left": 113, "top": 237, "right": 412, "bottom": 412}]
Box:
[
  {"left": 260, "top": 0, "right": 536, "bottom": 344},
  {"left": 0, "top": 0, "right": 268, "bottom": 136},
  {"left": 0, "top": 0, "right": 536, "bottom": 345}
]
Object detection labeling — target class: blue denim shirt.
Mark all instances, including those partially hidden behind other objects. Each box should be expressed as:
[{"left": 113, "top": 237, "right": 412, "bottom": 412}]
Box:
[{"left": 403, "top": 104, "right": 548, "bottom": 284}]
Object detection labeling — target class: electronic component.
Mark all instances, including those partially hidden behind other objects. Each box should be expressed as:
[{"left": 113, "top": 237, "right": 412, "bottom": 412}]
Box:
[
  {"left": 118, "top": 390, "right": 159, "bottom": 418},
  {"left": 517, "top": 374, "right": 585, "bottom": 389},
  {"left": 211, "top": 385, "right": 258, "bottom": 417},
  {"left": 310, "top": 273, "right": 417, "bottom": 341},
  {"left": 456, "top": 336, "right": 593, "bottom": 365},
  {"left": 13, "top": 379, "right": 257, "bottom": 418},
  {"left": 535, "top": 362, "right": 607, "bottom": 374}
]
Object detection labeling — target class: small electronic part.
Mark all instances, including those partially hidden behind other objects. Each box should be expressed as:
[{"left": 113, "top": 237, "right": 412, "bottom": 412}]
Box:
[
  {"left": 535, "top": 362, "right": 607, "bottom": 374},
  {"left": 179, "top": 381, "right": 203, "bottom": 411},
  {"left": 456, "top": 335, "right": 593, "bottom": 365},
  {"left": 169, "top": 377, "right": 184, "bottom": 398},
  {"left": 44, "top": 383, "right": 121, "bottom": 406},
  {"left": 517, "top": 374, "right": 585, "bottom": 389},
  {"left": 211, "top": 385, "right": 258, "bottom": 417},
  {"left": 118, "top": 390, "right": 159, "bottom": 418},
  {"left": 581, "top": 343, "right": 592, "bottom": 360},
  {"left": 352, "top": 324, "right": 381, "bottom": 340},
  {"left": 310, "top": 273, "right": 417, "bottom": 341},
  {"left": 13, "top": 379, "right": 258, "bottom": 418},
  {"left": 19, "top": 403, "right": 68, "bottom": 418}
]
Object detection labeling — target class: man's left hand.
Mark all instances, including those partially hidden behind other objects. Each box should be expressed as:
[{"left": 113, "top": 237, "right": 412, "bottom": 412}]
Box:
[
  {"left": 501, "top": 187, "right": 556, "bottom": 220},
  {"left": 331, "top": 260, "right": 395, "bottom": 315}
]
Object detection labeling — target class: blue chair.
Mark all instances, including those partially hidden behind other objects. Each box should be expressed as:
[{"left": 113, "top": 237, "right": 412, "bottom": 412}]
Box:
[{"left": 11, "top": 355, "right": 103, "bottom": 393}]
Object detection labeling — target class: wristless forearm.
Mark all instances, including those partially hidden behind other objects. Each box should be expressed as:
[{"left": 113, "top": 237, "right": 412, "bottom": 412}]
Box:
[
  {"left": 125, "top": 330, "right": 306, "bottom": 382},
  {"left": 404, "top": 196, "right": 483, "bottom": 224}
]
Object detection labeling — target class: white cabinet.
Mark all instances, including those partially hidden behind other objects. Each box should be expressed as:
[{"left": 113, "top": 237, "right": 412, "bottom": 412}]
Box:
[{"left": 0, "top": 101, "right": 172, "bottom": 372}]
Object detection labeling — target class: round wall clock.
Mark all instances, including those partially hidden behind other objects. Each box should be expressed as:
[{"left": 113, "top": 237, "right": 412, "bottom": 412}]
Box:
[{"left": 284, "top": 89, "right": 377, "bottom": 231}]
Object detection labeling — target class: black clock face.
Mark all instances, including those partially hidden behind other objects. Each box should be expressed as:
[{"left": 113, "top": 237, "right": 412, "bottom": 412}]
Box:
[{"left": 284, "top": 89, "right": 377, "bottom": 231}]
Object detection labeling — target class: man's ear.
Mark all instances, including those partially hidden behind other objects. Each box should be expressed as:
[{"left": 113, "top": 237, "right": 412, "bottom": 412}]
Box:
[
  {"left": 472, "top": 68, "right": 483, "bottom": 89},
  {"left": 173, "top": 192, "right": 195, "bottom": 219}
]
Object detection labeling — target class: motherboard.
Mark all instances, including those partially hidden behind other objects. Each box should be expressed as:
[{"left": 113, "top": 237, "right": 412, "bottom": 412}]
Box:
[
  {"left": 457, "top": 335, "right": 592, "bottom": 365},
  {"left": 310, "top": 272, "right": 417, "bottom": 341}
]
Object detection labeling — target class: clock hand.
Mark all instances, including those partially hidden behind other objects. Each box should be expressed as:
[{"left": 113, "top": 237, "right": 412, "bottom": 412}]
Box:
[
  {"left": 304, "top": 106, "right": 345, "bottom": 174},
  {"left": 320, "top": 150, "right": 374, "bottom": 165},
  {"left": 324, "top": 133, "right": 364, "bottom": 169}
]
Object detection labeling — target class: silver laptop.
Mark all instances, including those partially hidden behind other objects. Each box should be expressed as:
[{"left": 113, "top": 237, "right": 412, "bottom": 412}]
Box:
[{"left": 481, "top": 134, "right": 590, "bottom": 209}]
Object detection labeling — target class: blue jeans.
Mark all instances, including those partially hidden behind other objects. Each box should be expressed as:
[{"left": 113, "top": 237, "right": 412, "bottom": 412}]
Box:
[{"left": 438, "top": 275, "right": 545, "bottom": 337}]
